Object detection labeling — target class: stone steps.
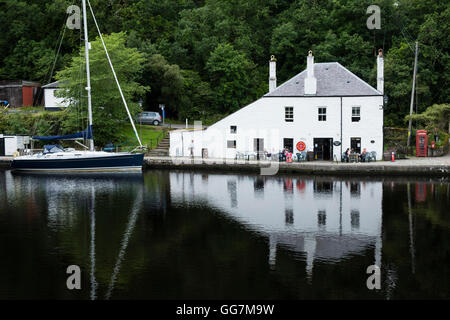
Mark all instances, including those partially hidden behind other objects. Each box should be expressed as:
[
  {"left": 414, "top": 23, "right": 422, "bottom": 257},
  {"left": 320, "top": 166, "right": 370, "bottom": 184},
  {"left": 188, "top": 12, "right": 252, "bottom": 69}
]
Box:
[{"left": 147, "top": 135, "right": 170, "bottom": 156}]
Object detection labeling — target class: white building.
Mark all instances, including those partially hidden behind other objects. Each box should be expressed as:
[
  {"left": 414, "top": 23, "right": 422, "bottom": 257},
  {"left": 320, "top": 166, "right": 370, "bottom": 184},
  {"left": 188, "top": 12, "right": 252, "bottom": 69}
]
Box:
[
  {"left": 43, "top": 81, "right": 69, "bottom": 111},
  {"left": 170, "top": 50, "right": 385, "bottom": 161},
  {"left": 0, "top": 134, "right": 30, "bottom": 156}
]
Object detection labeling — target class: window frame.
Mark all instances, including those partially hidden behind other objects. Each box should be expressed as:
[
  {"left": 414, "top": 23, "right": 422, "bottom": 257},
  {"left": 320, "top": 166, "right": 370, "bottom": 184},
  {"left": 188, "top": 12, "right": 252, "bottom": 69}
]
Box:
[
  {"left": 227, "top": 140, "right": 236, "bottom": 149},
  {"left": 318, "top": 107, "right": 327, "bottom": 121},
  {"left": 285, "top": 106, "right": 294, "bottom": 122},
  {"left": 352, "top": 106, "right": 361, "bottom": 122}
]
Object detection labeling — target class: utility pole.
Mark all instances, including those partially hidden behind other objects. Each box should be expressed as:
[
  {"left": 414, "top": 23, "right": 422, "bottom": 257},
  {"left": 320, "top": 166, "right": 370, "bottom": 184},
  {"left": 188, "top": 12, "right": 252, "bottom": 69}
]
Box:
[{"left": 407, "top": 41, "right": 419, "bottom": 149}]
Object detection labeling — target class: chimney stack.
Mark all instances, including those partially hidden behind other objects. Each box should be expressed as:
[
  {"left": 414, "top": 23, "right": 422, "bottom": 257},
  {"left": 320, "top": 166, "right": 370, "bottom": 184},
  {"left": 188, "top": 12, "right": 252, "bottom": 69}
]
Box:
[
  {"left": 304, "top": 50, "right": 317, "bottom": 95},
  {"left": 269, "top": 55, "right": 277, "bottom": 93},
  {"left": 377, "top": 49, "right": 384, "bottom": 94}
]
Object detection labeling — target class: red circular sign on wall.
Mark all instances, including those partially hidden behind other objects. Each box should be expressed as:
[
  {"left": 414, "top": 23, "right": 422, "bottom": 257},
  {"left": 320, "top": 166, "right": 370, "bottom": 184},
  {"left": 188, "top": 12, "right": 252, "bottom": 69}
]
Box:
[{"left": 296, "top": 141, "right": 306, "bottom": 151}]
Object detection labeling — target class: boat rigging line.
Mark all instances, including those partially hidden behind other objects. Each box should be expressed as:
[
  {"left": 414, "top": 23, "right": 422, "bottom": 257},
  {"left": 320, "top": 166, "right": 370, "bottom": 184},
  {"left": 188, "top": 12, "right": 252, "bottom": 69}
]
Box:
[{"left": 86, "top": 0, "right": 143, "bottom": 149}]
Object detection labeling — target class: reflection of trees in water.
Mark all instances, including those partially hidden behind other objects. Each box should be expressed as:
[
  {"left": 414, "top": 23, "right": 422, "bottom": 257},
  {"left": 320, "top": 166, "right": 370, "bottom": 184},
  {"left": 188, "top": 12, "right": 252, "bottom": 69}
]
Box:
[{"left": 382, "top": 181, "right": 450, "bottom": 299}]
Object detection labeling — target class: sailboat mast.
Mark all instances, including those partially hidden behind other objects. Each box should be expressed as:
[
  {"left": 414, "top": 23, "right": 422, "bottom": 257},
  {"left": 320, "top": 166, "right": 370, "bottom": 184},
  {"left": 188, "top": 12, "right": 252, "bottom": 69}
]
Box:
[{"left": 82, "top": 0, "right": 94, "bottom": 151}]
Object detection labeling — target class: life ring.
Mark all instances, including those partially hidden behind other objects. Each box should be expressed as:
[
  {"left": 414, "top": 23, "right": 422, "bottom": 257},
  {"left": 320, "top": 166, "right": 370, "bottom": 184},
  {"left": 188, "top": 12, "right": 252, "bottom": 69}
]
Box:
[{"left": 296, "top": 141, "right": 306, "bottom": 152}]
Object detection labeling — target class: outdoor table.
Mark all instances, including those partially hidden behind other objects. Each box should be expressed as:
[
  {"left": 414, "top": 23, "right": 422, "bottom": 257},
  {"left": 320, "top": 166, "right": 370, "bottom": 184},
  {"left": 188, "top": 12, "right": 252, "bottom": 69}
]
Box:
[{"left": 349, "top": 153, "right": 359, "bottom": 163}]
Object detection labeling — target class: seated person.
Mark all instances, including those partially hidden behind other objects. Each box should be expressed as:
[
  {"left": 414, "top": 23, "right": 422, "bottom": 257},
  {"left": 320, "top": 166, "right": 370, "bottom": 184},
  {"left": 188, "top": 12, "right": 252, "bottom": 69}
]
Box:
[{"left": 360, "top": 148, "right": 367, "bottom": 161}]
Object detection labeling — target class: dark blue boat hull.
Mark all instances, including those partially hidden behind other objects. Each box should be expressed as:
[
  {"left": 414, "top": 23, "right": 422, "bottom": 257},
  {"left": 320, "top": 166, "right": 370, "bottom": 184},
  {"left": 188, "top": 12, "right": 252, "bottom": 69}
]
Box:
[{"left": 11, "top": 153, "right": 144, "bottom": 172}]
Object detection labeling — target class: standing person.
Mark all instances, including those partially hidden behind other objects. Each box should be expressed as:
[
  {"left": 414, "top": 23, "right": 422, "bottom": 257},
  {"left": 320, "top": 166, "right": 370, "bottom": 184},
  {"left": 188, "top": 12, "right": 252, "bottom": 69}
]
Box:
[{"left": 189, "top": 139, "right": 194, "bottom": 158}]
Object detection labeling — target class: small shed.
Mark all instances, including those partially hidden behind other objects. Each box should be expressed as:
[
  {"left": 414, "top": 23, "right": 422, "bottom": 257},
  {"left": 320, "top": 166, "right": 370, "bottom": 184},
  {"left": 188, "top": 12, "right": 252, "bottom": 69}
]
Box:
[
  {"left": 42, "top": 81, "right": 69, "bottom": 110},
  {"left": 0, "top": 134, "right": 31, "bottom": 156},
  {"left": 0, "top": 80, "right": 42, "bottom": 107}
]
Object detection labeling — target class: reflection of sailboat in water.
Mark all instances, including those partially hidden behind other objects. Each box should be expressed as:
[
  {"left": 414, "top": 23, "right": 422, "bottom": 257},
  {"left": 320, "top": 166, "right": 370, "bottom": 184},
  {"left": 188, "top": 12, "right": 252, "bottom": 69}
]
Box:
[
  {"left": 7, "top": 171, "right": 144, "bottom": 299},
  {"left": 170, "top": 173, "right": 384, "bottom": 280},
  {"left": 84, "top": 175, "right": 143, "bottom": 300},
  {"left": 11, "top": 0, "right": 144, "bottom": 172}
]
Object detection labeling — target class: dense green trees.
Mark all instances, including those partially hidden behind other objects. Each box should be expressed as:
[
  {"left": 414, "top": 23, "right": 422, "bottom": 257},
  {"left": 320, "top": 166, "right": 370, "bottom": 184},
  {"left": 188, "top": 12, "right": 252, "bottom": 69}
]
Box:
[
  {"left": 55, "top": 32, "right": 148, "bottom": 145},
  {"left": 1, "top": 0, "right": 449, "bottom": 126}
]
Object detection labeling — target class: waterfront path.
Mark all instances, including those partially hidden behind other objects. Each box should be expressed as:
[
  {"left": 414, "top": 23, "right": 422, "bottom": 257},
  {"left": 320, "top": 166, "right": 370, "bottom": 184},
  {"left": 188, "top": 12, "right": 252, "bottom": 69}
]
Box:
[
  {"left": 144, "top": 153, "right": 450, "bottom": 176},
  {"left": 1, "top": 153, "right": 448, "bottom": 176}
]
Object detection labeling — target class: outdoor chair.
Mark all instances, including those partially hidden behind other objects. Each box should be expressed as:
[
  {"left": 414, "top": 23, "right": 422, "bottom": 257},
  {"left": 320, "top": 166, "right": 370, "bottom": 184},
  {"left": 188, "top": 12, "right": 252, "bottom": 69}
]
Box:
[
  {"left": 235, "top": 151, "right": 245, "bottom": 160},
  {"left": 296, "top": 152, "right": 306, "bottom": 162},
  {"left": 360, "top": 153, "right": 368, "bottom": 162}
]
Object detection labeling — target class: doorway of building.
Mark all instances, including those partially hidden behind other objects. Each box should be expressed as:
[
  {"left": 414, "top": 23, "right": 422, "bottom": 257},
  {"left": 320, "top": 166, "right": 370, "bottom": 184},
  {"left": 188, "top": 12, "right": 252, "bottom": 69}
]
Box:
[
  {"left": 313, "top": 138, "right": 333, "bottom": 160},
  {"left": 350, "top": 137, "right": 361, "bottom": 154},
  {"left": 0, "top": 138, "right": 4, "bottom": 156},
  {"left": 253, "top": 138, "right": 264, "bottom": 160},
  {"left": 283, "top": 138, "right": 293, "bottom": 152}
]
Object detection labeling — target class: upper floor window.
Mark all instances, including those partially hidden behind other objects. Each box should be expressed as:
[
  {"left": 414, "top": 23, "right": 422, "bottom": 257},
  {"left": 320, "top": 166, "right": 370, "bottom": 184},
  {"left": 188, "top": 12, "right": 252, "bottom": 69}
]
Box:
[
  {"left": 352, "top": 106, "right": 361, "bottom": 122},
  {"left": 318, "top": 107, "right": 327, "bottom": 121},
  {"left": 285, "top": 107, "right": 293, "bottom": 122},
  {"left": 230, "top": 125, "right": 237, "bottom": 134}
]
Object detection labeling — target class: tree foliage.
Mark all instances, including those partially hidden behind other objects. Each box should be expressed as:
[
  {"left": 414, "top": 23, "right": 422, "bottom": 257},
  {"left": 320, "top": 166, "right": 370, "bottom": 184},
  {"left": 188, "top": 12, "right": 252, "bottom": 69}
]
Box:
[
  {"left": 406, "top": 104, "right": 450, "bottom": 133},
  {"left": 55, "top": 32, "right": 148, "bottom": 145},
  {"left": 1, "top": 0, "right": 449, "bottom": 126}
]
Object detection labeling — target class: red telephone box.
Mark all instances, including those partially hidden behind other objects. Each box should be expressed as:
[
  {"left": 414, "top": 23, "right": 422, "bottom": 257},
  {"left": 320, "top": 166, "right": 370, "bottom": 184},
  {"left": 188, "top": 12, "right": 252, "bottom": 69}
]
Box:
[{"left": 416, "top": 130, "right": 427, "bottom": 157}]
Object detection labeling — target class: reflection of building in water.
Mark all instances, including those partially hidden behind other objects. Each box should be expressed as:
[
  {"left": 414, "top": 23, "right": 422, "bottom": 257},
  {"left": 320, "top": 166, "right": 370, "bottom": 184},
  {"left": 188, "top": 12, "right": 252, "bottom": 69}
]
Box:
[{"left": 169, "top": 173, "right": 383, "bottom": 279}]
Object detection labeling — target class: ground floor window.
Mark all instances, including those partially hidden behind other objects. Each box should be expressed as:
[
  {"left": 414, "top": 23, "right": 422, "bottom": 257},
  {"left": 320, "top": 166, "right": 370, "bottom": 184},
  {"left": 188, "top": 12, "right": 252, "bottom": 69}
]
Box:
[{"left": 227, "top": 140, "right": 236, "bottom": 148}]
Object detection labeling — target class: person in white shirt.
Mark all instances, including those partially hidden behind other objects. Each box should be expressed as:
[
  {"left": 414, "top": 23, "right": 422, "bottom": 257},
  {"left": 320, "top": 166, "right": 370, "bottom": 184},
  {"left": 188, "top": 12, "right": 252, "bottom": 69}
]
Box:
[{"left": 189, "top": 140, "right": 194, "bottom": 158}]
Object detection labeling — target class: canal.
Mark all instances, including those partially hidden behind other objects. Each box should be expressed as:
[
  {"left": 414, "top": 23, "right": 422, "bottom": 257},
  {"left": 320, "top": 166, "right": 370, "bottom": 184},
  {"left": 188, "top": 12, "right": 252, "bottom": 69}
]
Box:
[{"left": 0, "top": 170, "right": 448, "bottom": 299}]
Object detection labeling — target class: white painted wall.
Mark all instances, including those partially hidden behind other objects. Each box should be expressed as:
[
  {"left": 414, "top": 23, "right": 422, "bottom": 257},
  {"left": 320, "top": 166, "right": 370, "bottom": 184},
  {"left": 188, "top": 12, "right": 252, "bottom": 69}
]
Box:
[
  {"left": 170, "top": 95, "right": 384, "bottom": 160},
  {"left": 44, "top": 88, "right": 69, "bottom": 109}
]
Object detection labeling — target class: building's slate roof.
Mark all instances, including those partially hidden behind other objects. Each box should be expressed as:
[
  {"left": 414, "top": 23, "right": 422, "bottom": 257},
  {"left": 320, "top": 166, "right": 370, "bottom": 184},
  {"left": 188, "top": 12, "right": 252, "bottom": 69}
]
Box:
[{"left": 264, "top": 62, "right": 381, "bottom": 97}]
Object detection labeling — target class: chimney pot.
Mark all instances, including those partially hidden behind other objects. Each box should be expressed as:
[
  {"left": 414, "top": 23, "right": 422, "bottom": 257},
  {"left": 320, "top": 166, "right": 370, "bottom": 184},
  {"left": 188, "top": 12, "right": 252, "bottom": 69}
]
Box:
[
  {"left": 269, "top": 55, "right": 277, "bottom": 93},
  {"left": 377, "top": 49, "right": 384, "bottom": 94},
  {"left": 304, "top": 50, "right": 317, "bottom": 95}
]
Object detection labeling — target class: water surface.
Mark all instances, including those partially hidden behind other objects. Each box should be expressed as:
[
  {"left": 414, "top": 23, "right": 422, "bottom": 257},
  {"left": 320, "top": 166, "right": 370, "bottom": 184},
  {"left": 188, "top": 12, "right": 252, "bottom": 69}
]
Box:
[{"left": 0, "top": 170, "right": 448, "bottom": 299}]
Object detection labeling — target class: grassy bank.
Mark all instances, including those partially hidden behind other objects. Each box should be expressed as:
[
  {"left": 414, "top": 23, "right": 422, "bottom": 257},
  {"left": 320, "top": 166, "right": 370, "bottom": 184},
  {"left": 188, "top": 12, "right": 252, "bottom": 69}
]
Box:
[{"left": 117, "top": 123, "right": 167, "bottom": 150}]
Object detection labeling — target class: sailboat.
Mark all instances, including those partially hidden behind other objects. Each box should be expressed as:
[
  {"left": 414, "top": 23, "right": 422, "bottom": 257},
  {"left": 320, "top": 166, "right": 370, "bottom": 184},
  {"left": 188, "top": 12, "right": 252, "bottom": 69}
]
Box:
[{"left": 11, "top": 0, "right": 144, "bottom": 172}]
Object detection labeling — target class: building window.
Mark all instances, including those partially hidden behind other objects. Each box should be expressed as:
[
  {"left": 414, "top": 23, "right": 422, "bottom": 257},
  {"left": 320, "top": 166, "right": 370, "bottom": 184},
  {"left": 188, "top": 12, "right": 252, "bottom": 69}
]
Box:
[
  {"left": 318, "top": 107, "right": 327, "bottom": 121},
  {"left": 352, "top": 106, "right": 361, "bottom": 122},
  {"left": 230, "top": 125, "right": 237, "bottom": 134},
  {"left": 227, "top": 140, "right": 236, "bottom": 148},
  {"left": 285, "top": 106, "right": 293, "bottom": 122},
  {"left": 318, "top": 210, "right": 326, "bottom": 226}
]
